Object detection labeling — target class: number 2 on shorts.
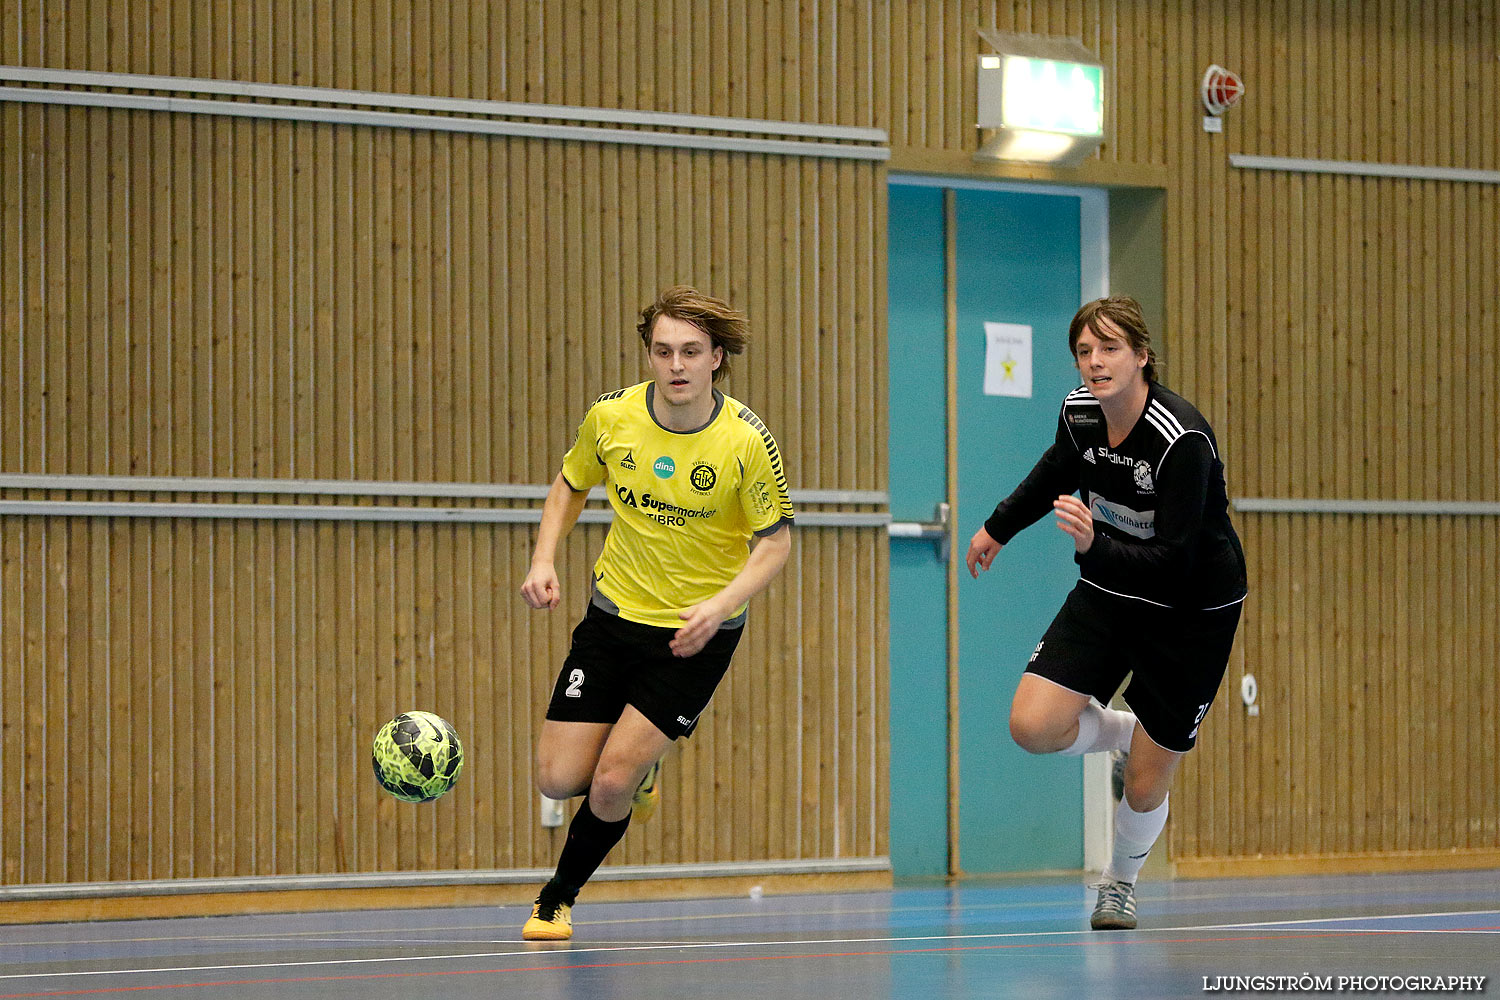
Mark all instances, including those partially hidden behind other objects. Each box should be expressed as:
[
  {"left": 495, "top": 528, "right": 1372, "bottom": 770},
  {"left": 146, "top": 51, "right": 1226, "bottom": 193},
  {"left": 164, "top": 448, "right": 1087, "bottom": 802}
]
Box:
[{"left": 565, "top": 668, "right": 585, "bottom": 698}]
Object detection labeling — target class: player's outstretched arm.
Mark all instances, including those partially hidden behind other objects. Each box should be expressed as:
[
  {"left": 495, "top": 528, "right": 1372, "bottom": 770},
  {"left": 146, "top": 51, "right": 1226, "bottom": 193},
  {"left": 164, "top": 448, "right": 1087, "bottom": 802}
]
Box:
[
  {"left": 520, "top": 472, "right": 591, "bottom": 610},
  {"left": 965, "top": 526, "right": 1003, "bottom": 578},
  {"left": 670, "top": 522, "right": 792, "bottom": 658}
]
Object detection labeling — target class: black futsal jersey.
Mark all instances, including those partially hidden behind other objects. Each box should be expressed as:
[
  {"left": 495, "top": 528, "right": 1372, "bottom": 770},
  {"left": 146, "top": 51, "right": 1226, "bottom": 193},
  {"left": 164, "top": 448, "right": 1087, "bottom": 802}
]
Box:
[{"left": 983, "top": 383, "right": 1247, "bottom": 611}]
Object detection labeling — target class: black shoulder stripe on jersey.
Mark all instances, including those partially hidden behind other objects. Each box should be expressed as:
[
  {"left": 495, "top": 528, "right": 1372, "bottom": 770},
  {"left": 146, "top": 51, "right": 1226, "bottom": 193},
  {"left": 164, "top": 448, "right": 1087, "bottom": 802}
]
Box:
[
  {"left": 737, "top": 405, "right": 768, "bottom": 433},
  {"left": 585, "top": 389, "right": 628, "bottom": 464},
  {"left": 737, "top": 406, "right": 791, "bottom": 495}
]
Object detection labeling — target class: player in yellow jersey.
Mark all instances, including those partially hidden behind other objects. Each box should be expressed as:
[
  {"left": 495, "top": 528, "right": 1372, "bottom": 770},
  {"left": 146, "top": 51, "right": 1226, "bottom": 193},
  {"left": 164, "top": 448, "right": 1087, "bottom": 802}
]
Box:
[{"left": 518, "top": 286, "right": 794, "bottom": 941}]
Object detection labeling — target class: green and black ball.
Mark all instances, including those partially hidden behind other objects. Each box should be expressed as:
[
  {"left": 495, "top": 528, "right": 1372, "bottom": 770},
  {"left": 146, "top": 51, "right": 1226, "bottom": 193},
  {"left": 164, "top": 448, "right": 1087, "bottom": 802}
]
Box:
[{"left": 371, "top": 711, "right": 464, "bottom": 802}]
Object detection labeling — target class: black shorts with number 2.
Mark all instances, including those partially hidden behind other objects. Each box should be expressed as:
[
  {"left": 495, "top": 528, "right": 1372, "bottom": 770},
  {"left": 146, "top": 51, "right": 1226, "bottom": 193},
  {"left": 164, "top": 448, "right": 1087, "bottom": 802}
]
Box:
[
  {"left": 545, "top": 603, "right": 743, "bottom": 740},
  {"left": 1026, "top": 582, "right": 1243, "bottom": 753}
]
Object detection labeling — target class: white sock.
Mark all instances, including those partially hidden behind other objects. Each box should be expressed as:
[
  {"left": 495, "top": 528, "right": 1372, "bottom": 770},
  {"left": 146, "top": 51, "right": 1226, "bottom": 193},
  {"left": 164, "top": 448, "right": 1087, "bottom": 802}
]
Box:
[
  {"left": 1059, "top": 701, "right": 1137, "bottom": 756},
  {"left": 1104, "top": 793, "right": 1168, "bottom": 884}
]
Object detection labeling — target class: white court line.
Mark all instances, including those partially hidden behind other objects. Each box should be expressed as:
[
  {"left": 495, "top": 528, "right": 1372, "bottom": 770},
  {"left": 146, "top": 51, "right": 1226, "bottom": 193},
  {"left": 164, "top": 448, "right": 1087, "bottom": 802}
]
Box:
[
  {"left": 0, "top": 928, "right": 1209, "bottom": 982},
  {"left": 1196, "top": 908, "right": 1500, "bottom": 931},
  {"left": 7, "top": 879, "right": 1498, "bottom": 949},
  {"left": 0, "top": 899, "right": 1087, "bottom": 949},
  {"left": 4, "top": 911, "right": 1498, "bottom": 984}
]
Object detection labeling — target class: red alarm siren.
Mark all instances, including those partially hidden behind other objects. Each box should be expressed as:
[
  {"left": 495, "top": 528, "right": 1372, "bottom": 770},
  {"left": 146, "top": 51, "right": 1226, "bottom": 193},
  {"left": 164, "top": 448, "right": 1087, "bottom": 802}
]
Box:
[{"left": 1201, "top": 65, "right": 1244, "bottom": 116}]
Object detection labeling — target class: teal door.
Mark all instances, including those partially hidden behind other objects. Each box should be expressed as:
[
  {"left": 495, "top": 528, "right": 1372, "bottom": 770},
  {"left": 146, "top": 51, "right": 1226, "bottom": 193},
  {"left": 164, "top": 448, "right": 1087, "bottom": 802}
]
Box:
[
  {"left": 887, "top": 185, "right": 950, "bottom": 877},
  {"left": 888, "top": 179, "right": 1099, "bottom": 876}
]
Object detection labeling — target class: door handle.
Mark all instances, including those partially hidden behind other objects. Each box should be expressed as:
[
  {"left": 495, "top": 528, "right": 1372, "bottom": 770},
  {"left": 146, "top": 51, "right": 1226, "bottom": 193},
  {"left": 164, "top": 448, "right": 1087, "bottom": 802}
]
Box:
[{"left": 887, "top": 501, "right": 950, "bottom": 561}]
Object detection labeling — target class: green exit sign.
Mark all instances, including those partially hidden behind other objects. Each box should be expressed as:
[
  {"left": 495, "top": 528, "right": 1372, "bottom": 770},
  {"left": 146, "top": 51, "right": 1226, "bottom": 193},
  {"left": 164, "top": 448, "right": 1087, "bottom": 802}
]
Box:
[{"left": 1000, "top": 56, "right": 1104, "bottom": 136}]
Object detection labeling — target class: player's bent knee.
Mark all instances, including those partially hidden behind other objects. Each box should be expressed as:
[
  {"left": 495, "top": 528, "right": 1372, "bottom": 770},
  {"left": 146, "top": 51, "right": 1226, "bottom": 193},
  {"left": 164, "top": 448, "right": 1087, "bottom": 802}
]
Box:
[
  {"left": 1009, "top": 709, "right": 1064, "bottom": 754},
  {"left": 584, "top": 762, "right": 638, "bottom": 812},
  {"left": 1121, "top": 768, "right": 1171, "bottom": 812},
  {"left": 535, "top": 759, "right": 591, "bottom": 801}
]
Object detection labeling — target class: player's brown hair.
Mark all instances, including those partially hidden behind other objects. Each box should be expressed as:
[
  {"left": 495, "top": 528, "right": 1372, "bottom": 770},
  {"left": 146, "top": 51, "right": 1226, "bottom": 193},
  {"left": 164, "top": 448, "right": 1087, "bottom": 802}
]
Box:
[
  {"left": 1068, "top": 296, "right": 1159, "bottom": 383},
  {"left": 637, "top": 285, "right": 748, "bottom": 383}
]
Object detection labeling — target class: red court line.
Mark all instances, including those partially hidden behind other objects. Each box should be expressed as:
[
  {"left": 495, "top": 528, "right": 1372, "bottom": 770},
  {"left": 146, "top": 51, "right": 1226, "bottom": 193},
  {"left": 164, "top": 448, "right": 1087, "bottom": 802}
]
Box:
[{"left": 0, "top": 928, "right": 1473, "bottom": 998}]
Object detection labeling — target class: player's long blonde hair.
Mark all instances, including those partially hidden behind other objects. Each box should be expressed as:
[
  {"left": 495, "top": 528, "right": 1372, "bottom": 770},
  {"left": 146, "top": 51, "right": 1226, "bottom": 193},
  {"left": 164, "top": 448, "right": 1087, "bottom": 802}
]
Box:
[{"left": 638, "top": 286, "right": 748, "bottom": 383}]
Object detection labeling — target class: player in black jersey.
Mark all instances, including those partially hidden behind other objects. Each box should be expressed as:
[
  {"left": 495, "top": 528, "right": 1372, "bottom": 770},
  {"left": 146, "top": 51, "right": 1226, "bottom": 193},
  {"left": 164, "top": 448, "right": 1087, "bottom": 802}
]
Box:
[{"left": 965, "top": 296, "right": 1246, "bottom": 931}]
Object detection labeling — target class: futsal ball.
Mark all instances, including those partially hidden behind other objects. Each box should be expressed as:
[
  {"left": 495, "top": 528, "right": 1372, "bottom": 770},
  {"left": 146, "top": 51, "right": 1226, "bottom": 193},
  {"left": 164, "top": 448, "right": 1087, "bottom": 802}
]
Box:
[{"left": 371, "top": 711, "right": 464, "bottom": 802}]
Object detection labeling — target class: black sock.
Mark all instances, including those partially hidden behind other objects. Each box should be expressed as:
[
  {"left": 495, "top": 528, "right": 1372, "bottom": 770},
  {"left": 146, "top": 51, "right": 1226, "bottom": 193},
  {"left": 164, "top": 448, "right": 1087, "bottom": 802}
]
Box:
[{"left": 546, "top": 796, "right": 630, "bottom": 902}]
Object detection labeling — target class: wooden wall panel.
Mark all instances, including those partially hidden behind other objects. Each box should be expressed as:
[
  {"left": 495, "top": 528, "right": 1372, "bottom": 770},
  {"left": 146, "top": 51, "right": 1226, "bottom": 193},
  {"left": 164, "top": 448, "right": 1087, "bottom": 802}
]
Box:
[
  {"left": 1, "top": 0, "right": 1496, "bottom": 888},
  {"left": 881, "top": 0, "right": 1498, "bottom": 871},
  {"left": 0, "top": 511, "right": 883, "bottom": 881},
  {"left": 0, "top": 1, "right": 887, "bottom": 889}
]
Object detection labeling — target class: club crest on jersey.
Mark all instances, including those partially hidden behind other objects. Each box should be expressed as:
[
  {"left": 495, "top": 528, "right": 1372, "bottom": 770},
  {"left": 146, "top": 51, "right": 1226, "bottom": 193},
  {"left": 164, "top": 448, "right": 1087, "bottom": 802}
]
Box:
[
  {"left": 1133, "top": 460, "right": 1154, "bottom": 492},
  {"left": 688, "top": 462, "right": 718, "bottom": 494},
  {"left": 620, "top": 450, "right": 636, "bottom": 471},
  {"left": 653, "top": 456, "right": 676, "bottom": 479}
]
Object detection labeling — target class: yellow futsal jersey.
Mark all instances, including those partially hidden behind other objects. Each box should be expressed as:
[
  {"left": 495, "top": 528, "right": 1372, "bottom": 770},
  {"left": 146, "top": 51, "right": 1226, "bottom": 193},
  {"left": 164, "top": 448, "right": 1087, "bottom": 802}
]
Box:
[{"left": 560, "top": 381, "right": 795, "bottom": 629}]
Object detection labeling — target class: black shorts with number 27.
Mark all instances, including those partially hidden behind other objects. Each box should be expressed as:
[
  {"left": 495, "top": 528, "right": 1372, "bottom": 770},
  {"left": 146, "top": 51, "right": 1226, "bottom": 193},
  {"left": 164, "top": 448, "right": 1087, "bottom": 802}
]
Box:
[
  {"left": 545, "top": 603, "right": 743, "bottom": 740},
  {"left": 1026, "top": 582, "right": 1243, "bottom": 753}
]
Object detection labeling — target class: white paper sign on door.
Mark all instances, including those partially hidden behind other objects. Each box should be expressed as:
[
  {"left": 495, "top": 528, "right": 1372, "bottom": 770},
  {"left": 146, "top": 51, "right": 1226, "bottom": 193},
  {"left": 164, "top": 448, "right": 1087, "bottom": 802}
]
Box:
[{"left": 983, "top": 322, "right": 1032, "bottom": 398}]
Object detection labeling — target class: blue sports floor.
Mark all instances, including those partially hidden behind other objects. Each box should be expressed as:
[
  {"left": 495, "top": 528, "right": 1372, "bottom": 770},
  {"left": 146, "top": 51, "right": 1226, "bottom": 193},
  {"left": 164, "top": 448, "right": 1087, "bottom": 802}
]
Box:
[{"left": 1, "top": 870, "right": 1496, "bottom": 998}]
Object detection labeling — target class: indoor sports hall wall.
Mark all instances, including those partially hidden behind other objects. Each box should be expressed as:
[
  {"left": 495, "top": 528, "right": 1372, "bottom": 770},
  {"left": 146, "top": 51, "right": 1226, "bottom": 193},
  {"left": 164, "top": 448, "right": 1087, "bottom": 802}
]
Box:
[
  {"left": 0, "top": 0, "right": 1496, "bottom": 906},
  {"left": 877, "top": 1, "right": 1499, "bottom": 873},
  {"left": 1183, "top": 6, "right": 1498, "bottom": 872},
  {"left": 0, "top": 2, "right": 889, "bottom": 902}
]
